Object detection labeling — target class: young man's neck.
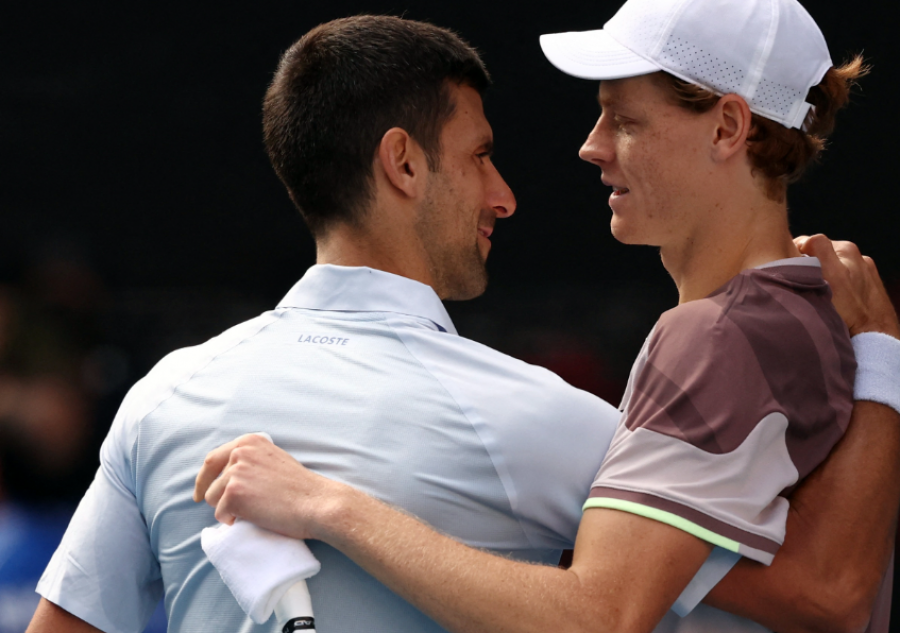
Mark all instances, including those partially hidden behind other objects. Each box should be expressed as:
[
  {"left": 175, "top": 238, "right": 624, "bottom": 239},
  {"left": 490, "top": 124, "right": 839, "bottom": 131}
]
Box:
[{"left": 662, "top": 192, "right": 800, "bottom": 304}]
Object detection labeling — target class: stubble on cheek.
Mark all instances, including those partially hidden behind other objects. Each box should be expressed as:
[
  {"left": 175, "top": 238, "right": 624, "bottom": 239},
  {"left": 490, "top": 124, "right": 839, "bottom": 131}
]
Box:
[
  {"left": 416, "top": 182, "right": 489, "bottom": 301},
  {"left": 437, "top": 230, "right": 488, "bottom": 301}
]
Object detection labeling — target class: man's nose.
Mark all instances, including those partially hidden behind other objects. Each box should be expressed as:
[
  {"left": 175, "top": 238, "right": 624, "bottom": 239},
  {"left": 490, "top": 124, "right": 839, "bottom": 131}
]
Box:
[
  {"left": 489, "top": 168, "right": 516, "bottom": 218},
  {"left": 578, "top": 117, "right": 613, "bottom": 167}
]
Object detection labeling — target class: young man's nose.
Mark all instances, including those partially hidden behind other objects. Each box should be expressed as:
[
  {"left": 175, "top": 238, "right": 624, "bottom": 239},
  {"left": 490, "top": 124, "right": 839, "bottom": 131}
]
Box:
[{"left": 579, "top": 117, "right": 614, "bottom": 166}]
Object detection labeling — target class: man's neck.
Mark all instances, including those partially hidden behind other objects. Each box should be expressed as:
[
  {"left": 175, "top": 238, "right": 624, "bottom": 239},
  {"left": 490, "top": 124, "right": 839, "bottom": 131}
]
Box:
[
  {"left": 315, "top": 223, "right": 436, "bottom": 291},
  {"left": 662, "top": 195, "right": 799, "bottom": 304}
]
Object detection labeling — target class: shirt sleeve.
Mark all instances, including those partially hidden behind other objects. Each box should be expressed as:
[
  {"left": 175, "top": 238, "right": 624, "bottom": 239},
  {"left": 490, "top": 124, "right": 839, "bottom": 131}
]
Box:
[
  {"left": 471, "top": 365, "right": 620, "bottom": 549},
  {"left": 36, "top": 417, "right": 162, "bottom": 632},
  {"left": 585, "top": 299, "right": 814, "bottom": 565},
  {"left": 393, "top": 326, "right": 620, "bottom": 550}
]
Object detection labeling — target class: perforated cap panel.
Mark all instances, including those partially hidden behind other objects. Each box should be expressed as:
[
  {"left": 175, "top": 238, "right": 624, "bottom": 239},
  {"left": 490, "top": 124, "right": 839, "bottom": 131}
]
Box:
[{"left": 544, "top": 0, "right": 833, "bottom": 129}]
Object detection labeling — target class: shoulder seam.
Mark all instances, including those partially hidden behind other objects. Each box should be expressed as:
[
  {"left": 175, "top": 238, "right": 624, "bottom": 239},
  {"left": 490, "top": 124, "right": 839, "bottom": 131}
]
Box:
[
  {"left": 385, "top": 322, "right": 539, "bottom": 550},
  {"left": 129, "top": 311, "right": 285, "bottom": 487}
]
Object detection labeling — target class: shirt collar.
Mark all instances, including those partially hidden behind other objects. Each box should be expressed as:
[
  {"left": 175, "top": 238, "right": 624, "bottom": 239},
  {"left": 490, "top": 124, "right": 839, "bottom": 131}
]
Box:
[
  {"left": 277, "top": 264, "right": 458, "bottom": 335},
  {"left": 755, "top": 255, "right": 821, "bottom": 270}
]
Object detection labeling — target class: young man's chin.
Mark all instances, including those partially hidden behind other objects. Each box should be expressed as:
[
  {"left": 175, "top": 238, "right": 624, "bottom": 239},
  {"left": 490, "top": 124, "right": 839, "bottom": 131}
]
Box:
[{"left": 609, "top": 219, "right": 644, "bottom": 245}]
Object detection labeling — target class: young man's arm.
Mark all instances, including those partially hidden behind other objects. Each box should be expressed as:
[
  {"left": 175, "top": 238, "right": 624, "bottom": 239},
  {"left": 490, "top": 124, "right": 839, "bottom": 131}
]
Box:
[
  {"left": 704, "top": 236, "right": 900, "bottom": 632},
  {"left": 195, "top": 237, "right": 899, "bottom": 633},
  {"left": 197, "top": 433, "right": 712, "bottom": 633}
]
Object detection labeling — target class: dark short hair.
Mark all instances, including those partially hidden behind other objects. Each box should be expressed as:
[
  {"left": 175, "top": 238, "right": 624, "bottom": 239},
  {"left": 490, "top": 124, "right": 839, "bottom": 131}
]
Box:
[{"left": 263, "top": 15, "right": 491, "bottom": 236}]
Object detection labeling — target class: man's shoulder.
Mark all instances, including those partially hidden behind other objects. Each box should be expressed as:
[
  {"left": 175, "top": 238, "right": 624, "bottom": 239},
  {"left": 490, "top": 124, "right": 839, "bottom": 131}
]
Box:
[
  {"left": 397, "top": 326, "right": 596, "bottom": 396},
  {"left": 108, "top": 311, "right": 281, "bottom": 447},
  {"left": 629, "top": 264, "right": 854, "bottom": 457},
  {"left": 655, "top": 266, "right": 847, "bottom": 357},
  {"left": 394, "top": 325, "right": 619, "bottom": 428}
]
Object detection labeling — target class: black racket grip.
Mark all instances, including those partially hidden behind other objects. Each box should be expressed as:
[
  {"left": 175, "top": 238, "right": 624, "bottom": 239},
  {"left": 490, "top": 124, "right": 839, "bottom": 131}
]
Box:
[{"left": 282, "top": 616, "right": 315, "bottom": 632}]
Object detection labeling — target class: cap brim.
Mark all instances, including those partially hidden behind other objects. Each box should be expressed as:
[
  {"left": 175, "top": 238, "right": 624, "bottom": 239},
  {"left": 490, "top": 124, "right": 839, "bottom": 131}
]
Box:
[{"left": 540, "top": 30, "right": 660, "bottom": 80}]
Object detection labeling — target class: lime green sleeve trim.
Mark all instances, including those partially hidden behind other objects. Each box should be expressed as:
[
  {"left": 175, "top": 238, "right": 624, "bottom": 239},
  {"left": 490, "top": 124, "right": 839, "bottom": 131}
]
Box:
[{"left": 583, "top": 497, "right": 741, "bottom": 553}]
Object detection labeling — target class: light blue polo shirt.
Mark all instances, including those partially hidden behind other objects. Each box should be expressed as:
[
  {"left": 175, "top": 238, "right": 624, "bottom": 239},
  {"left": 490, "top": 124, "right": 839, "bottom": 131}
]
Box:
[{"left": 38, "top": 265, "right": 620, "bottom": 633}]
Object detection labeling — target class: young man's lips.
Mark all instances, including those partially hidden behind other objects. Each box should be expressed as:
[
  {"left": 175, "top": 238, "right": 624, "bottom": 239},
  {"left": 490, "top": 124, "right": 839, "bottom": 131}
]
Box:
[
  {"left": 478, "top": 227, "right": 493, "bottom": 239},
  {"left": 609, "top": 187, "right": 630, "bottom": 209},
  {"left": 603, "top": 177, "right": 631, "bottom": 204}
]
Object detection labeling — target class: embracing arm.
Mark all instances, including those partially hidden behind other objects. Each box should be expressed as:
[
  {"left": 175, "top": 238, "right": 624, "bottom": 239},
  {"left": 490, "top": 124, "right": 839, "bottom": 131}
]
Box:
[
  {"left": 319, "top": 494, "right": 710, "bottom": 633},
  {"left": 195, "top": 434, "right": 711, "bottom": 633},
  {"left": 706, "top": 400, "right": 898, "bottom": 633},
  {"left": 706, "top": 236, "right": 900, "bottom": 633}
]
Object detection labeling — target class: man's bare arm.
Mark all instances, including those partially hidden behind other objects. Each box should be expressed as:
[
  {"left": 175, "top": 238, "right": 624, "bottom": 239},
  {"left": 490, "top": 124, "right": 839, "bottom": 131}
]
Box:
[
  {"left": 195, "top": 433, "right": 712, "bottom": 633},
  {"left": 706, "top": 236, "right": 900, "bottom": 633},
  {"left": 707, "top": 401, "right": 898, "bottom": 633},
  {"left": 27, "top": 599, "right": 104, "bottom": 633}
]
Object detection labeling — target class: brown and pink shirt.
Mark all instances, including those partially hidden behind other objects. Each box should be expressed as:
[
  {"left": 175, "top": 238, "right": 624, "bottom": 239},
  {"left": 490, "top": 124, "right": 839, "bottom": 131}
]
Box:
[{"left": 585, "top": 258, "right": 891, "bottom": 632}]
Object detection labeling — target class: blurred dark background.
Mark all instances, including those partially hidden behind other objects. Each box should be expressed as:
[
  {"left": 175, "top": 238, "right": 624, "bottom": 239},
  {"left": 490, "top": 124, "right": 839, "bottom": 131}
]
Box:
[{"left": 0, "top": 1, "right": 897, "bottom": 631}]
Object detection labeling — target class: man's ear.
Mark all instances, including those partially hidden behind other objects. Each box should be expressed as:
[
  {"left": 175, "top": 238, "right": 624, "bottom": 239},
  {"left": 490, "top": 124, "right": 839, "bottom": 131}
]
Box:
[
  {"left": 376, "top": 127, "right": 428, "bottom": 199},
  {"left": 711, "top": 94, "right": 753, "bottom": 162}
]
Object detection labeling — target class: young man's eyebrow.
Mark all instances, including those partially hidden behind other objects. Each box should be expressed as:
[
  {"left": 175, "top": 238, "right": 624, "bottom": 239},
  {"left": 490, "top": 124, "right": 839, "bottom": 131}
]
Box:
[{"left": 597, "top": 93, "right": 617, "bottom": 109}]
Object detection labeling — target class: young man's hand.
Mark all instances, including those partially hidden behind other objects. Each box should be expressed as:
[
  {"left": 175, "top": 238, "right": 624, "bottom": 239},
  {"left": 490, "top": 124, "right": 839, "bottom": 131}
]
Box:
[
  {"left": 193, "top": 433, "right": 352, "bottom": 541},
  {"left": 795, "top": 234, "right": 900, "bottom": 338}
]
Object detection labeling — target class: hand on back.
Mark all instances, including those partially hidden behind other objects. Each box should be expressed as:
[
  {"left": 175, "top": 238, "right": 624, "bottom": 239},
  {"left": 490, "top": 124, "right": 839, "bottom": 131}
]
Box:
[
  {"left": 193, "top": 433, "right": 348, "bottom": 541},
  {"left": 796, "top": 234, "right": 900, "bottom": 338}
]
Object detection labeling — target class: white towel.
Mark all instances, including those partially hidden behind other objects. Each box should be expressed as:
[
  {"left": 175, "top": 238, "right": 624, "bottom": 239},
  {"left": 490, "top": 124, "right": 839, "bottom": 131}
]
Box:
[{"left": 201, "top": 519, "right": 321, "bottom": 624}]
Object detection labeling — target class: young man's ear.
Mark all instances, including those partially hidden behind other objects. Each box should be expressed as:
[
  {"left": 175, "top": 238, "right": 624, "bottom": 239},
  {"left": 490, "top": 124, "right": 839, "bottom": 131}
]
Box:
[
  {"left": 712, "top": 95, "right": 753, "bottom": 162},
  {"left": 375, "top": 127, "right": 428, "bottom": 199}
]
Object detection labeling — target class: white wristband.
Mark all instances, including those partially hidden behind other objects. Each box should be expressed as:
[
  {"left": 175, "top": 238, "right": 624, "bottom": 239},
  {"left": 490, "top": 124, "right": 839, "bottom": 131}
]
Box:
[{"left": 852, "top": 332, "right": 900, "bottom": 416}]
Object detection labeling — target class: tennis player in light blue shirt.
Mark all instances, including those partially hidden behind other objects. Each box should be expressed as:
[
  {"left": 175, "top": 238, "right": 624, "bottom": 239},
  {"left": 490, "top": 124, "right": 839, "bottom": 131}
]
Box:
[
  {"left": 36, "top": 263, "right": 619, "bottom": 631},
  {"left": 31, "top": 17, "right": 627, "bottom": 631}
]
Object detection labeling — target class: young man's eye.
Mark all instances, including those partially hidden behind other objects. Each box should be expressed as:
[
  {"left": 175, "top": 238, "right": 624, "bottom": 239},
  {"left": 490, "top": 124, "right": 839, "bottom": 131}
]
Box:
[{"left": 613, "top": 116, "right": 636, "bottom": 134}]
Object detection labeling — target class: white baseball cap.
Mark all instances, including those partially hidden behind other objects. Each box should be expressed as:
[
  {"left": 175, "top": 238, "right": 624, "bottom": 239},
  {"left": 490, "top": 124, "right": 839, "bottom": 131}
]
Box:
[{"left": 539, "top": 0, "right": 833, "bottom": 129}]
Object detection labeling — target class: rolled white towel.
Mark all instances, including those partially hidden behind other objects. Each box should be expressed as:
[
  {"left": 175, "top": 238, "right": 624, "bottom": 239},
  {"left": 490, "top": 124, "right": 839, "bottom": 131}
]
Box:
[
  {"left": 200, "top": 432, "right": 321, "bottom": 626},
  {"left": 201, "top": 518, "right": 321, "bottom": 624}
]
